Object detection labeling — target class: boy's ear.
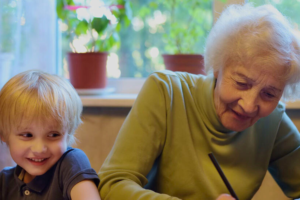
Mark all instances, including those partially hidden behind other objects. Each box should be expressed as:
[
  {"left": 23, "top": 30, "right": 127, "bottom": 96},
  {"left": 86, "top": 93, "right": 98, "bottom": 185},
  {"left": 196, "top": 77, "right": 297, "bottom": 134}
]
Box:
[
  {"left": 213, "top": 70, "right": 219, "bottom": 79},
  {"left": 0, "top": 135, "right": 6, "bottom": 143}
]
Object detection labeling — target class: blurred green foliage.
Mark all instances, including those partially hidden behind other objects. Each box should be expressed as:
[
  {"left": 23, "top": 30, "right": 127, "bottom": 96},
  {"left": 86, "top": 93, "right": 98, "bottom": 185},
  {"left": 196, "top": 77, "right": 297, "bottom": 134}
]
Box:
[
  {"left": 57, "top": 0, "right": 300, "bottom": 78},
  {"left": 0, "top": 0, "right": 18, "bottom": 52},
  {"left": 249, "top": 0, "right": 300, "bottom": 28},
  {"left": 144, "top": 0, "right": 214, "bottom": 54},
  {"left": 114, "top": 0, "right": 215, "bottom": 77},
  {"left": 56, "top": 0, "right": 131, "bottom": 52}
]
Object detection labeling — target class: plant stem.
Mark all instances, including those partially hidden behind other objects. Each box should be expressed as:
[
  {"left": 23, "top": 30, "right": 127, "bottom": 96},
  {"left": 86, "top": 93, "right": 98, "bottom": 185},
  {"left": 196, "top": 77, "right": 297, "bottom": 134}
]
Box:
[
  {"left": 62, "top": 0, "right": 77, "bottom": 52},
  {"left": 186, "top": 2, "right": 198, "bottom": 34},
  {"left": 89, "top": 20, "right": 96, "bottom": 52},
  {"left": 170, "top": 0, "right": 176, "bottom": 24},
  {"left": 86, "top": 0, "right": 96, "bottom": 52},
  {"left": 170, "top": 0, "right": 182, "bottom": 53}
]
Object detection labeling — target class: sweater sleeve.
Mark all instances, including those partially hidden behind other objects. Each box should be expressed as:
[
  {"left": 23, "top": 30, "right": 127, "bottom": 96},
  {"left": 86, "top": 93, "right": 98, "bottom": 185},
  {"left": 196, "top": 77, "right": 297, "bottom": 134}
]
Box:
[
  {"left": 98, "top": 72, "right": 181, "bottom": 200},
  {"left": 268, "top": 112, "right": 300, "bottom": 198}
]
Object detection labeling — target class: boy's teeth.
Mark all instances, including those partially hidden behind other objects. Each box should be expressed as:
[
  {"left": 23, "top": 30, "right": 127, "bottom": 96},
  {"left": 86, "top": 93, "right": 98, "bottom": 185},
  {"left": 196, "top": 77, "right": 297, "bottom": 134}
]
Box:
[{"left": 29, "top": 158, "right": 45, "bottom": 162}]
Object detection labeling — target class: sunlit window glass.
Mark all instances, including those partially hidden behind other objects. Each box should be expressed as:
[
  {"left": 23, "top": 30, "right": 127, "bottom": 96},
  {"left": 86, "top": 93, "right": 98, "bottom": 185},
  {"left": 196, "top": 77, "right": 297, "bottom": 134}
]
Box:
[
  {"left": 0, "top": 0, "right": 56, "bottom": 88},
  {"left": 248, "top": 0, "right": 300, "bottom": 32},
  {"left": 58, "top": 0, "right": 213, "bottom": 79}
]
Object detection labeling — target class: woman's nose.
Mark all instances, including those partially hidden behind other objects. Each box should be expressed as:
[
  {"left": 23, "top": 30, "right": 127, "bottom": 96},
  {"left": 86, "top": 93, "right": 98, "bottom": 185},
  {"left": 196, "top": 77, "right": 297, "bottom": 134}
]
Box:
[{"left": 238, "top": 92, "right": 259, "bottom": 115}]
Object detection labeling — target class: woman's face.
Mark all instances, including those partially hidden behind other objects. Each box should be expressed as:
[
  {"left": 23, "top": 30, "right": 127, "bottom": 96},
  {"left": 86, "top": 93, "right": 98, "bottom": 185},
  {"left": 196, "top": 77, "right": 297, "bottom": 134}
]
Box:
[{"left": 213, "top": 64, "right": 286, "bottom": 132}]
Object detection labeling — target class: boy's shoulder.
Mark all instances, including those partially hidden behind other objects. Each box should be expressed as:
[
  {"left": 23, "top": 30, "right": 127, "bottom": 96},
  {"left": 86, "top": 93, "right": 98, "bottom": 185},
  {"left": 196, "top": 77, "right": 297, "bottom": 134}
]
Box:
[
  {"left": 57, "top": 147, "right": 94, "bottom": 175},
  {"left": 54, "top": 147, "right": 99, "bottom": 199},
  {"left": 0, "top": 166, "right": 16, "bottom": 181},
  {"left": 1, "top": 166, "right": 16, "bottom": 174},
  {"left": 0, "top": 166, "right": 18, "bottom": 198},
  {"left": 0, "top": 148, "right": 98, "bottom": 200},
  {"left": 58, "top": 147, "right": 90, "bottom": 167},
  {"left": 62, "top": 147, "right": 87, "bottom": 157}
]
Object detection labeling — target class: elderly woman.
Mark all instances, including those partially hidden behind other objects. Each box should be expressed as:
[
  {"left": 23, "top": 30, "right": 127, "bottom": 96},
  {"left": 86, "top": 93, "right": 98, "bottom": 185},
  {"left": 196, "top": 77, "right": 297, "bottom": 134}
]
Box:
[{"left": 99, "top": 3, "right": 300, "bottom": 200}]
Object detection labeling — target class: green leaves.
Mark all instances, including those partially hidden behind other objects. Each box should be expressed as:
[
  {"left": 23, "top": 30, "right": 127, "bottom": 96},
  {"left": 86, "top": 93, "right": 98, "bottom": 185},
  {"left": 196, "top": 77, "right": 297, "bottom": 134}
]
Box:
[
  {"left": 92, "top": 16, "right": 109, "bottom": 34},
  {"left": 56, "top": 0, "right": 132, "bottom": 52},
  {"left": 74, "top": 20, "right": 88, "bottom": 36},
  {"left": 94, "top": 32, "right": 120, "bottom": 52},
  {"left": 158, "top": 0, "right": 213, "bottom": 54},
  {"left": 56, "top": 0, "right": 75, "bottom": 20}
]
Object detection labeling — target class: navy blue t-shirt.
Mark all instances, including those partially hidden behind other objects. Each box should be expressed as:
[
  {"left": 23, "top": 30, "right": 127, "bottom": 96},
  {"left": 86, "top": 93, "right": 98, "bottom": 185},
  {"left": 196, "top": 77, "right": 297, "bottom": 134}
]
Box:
[{"left": 0, "top": 147, "right": 99, "bottom": 200}]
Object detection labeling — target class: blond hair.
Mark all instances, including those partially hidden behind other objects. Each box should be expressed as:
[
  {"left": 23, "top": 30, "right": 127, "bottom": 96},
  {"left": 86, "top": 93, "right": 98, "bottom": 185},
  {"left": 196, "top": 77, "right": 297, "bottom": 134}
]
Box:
[
  {"left": 0, "top": 70, "right": 82, "bottom": 145},
  {"left": 204, "top": 3, "right": 300, "bottom": 101}
]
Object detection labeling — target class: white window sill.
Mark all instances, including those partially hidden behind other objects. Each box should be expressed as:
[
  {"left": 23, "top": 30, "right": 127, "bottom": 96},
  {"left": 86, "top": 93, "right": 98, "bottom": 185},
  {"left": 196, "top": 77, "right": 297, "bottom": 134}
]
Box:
[
  {"left": 80, "top": 78, "right": 144, "bottom": 107},
  {"left": 80, "top": 93, "right": 300, "bottom": 109},
  {"left": 80, "top": 93, "right": 137, "bottom": 107},
  {"left": 79, "top": 77, "right": 300, "bottom": 109}
]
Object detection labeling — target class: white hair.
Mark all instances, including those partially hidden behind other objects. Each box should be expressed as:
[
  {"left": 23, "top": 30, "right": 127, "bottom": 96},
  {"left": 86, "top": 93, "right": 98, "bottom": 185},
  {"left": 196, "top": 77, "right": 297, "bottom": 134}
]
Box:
[{"left": 204, "top": 3, "right": 300, "bottom": 101}]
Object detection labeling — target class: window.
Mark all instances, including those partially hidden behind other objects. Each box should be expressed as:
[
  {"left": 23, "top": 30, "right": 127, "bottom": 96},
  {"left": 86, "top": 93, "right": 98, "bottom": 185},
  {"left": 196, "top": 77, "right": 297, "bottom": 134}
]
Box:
[
  {"left": 248, "top": 0, "right": 300, "bottom": 33},
  {"left": 58, "top": 0, "right": 216, "bottom": 79},
  {"left": 0, "top": 0, "right": 245, "bottom": 91},
  {"left": 0, "top": 0, "right": 56, "bottom": 88}
]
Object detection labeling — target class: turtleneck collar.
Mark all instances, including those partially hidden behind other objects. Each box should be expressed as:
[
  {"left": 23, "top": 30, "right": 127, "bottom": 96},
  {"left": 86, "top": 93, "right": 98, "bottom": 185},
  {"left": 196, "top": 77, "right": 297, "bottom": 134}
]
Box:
[{"left": 195, "top": 73, "right": 238, "bottom": 139}]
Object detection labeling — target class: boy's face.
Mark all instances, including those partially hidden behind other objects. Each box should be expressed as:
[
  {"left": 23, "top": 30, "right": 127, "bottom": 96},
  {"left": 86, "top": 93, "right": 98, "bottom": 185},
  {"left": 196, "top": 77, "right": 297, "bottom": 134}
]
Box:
[{"left": 3, "top": 118, "right": 68, "bottom": 183}]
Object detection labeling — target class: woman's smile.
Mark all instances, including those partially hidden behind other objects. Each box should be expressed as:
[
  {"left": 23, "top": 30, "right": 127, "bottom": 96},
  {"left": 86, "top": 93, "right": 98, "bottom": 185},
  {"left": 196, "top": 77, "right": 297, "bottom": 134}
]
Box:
[
  {"left": 213, "top": 64, "right": 286, "bottom": 132},
  {"left": 231, "top": 109, "right": 252, "bottom": 121}
]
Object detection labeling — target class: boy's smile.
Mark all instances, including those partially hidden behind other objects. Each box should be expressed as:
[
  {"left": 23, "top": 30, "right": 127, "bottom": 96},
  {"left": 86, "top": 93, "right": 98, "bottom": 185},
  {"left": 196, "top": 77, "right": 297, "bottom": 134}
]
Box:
[
  {"left": 3, "top": 118, "right": 68, "bottom": 183},
  {"left": 27, "top": 157, "right": 50, "bottom": 166}
]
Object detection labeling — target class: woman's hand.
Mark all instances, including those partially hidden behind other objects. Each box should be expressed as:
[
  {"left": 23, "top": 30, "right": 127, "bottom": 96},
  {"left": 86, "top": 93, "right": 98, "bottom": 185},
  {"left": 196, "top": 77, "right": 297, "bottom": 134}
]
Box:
[{"left": 216, "top": 194, "right": 235, "bottom": 200}]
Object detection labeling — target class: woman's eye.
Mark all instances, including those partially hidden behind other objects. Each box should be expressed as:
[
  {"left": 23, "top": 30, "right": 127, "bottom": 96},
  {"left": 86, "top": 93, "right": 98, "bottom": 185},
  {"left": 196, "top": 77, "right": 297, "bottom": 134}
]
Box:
[
  {"left": 236, "top": 81, "right": 248, "bottom": 87},
  {"left": 264, "top": 92, "right": 275, "bottom": 99}
]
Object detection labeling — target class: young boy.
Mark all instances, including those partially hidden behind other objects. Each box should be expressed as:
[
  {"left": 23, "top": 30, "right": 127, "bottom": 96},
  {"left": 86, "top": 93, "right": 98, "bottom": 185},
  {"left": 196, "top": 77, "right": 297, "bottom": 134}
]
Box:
[{"left": 0, "top": 70, "right": 101, "bottom": 200}]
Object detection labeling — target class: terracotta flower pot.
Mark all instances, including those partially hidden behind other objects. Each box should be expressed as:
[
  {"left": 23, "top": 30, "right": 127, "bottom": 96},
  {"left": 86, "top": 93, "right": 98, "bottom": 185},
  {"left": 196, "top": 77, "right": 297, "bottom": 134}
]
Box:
[
  {"left": 162, "top": 54, "right": 206, "bottom": 75},
  {"left": 68, "top": 52, "right": 108, "bottom": 89}
]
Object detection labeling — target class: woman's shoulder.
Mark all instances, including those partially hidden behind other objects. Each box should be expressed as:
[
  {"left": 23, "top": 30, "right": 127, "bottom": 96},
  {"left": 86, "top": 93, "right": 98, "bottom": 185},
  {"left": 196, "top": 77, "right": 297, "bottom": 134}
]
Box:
[
  {"left": 261, "top": 101, "right": 286, "bottom": 123},
  {"left": 149, "top": 70, "right": 207, "bottom": 88},
  {"left": 273, "top": 101, "right": 286, "bottom": 115}
]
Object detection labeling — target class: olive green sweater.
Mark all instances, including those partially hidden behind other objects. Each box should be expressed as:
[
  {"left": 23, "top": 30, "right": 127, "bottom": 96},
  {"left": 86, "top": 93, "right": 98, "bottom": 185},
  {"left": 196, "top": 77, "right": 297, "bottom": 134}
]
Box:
[{"left": 99, "top": 71, "right": 300, "bottom": 200}]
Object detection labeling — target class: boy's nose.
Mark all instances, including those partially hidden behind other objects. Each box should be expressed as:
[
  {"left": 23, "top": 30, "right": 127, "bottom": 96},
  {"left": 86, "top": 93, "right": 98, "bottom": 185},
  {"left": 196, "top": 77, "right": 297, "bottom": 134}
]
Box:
[{"left": 31, "top": 141, "right": 47, "bottom": 153}]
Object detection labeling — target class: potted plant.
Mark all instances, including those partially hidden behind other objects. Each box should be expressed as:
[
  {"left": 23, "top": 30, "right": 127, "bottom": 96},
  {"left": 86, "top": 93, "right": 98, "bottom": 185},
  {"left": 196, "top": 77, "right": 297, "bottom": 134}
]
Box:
[
  {"left": 56, "top": 0, "right": 131, "bottom": 90},
  {"left": 145, "top": 0, "right": 225, "bottom": 75}
]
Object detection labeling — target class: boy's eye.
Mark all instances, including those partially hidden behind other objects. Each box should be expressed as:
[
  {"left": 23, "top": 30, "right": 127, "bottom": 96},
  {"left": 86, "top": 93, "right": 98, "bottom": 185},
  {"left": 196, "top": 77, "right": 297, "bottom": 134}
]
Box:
[
  {"left": 19, "top": 133, "right": 33, "bottom": 138},
  {"left": 48, "top": 133, "right": 61, "bottom": 138}
]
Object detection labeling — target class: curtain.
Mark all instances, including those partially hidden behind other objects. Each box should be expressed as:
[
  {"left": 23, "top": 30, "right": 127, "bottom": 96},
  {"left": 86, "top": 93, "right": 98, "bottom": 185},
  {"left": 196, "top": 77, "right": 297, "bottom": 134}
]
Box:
[
  {"left": 0, "top": 0, "right": 57, "bottom": 88},
  {"left": 0, "top": 0, "right": 56, "bottom": 169}
]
